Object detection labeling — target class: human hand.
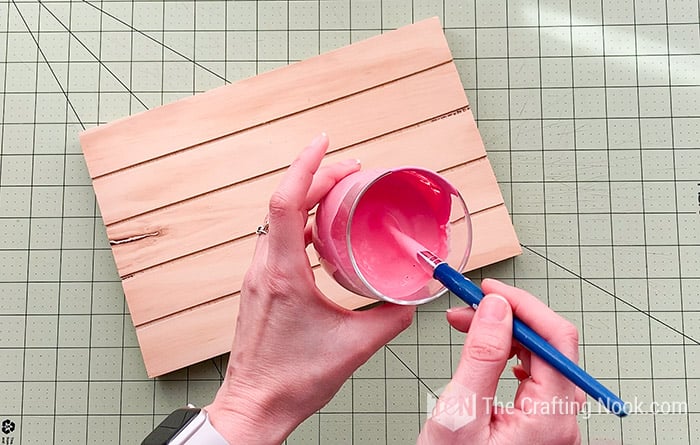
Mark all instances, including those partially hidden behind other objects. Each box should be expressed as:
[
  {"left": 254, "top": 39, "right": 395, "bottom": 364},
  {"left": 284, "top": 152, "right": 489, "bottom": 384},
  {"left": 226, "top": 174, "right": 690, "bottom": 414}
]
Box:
[
  {"left": 417, "top": 278, "right": 583, "bottom": 445},
  {"left": 205, "top": 134, "right": 415, "bottom": 445}
]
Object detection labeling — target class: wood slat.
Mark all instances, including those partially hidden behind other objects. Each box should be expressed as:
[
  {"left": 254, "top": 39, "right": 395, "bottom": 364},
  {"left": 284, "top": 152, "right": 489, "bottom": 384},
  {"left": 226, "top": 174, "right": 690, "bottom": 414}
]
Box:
[
  {"left": 452, "top": 157, "right": 502, "bottom": 213},
  {"left": 122, "top": 156, "right": 502, "bottom": 326},
  {"left": 136, "top": 295, "right": 241, "bottom": 378},
  {"left": 81, "top": 19, "right": 522, "bottom": 378},
  {"left": 93, "top": 63, "right": 467, "bottom": 225},
  {"left": 135, "top": 203, "right": 518, "bottom": 377},
  {"left": 107, "top": 113, "right": 489, "bottom": 277},
  {"left": 136, "top": 265, "right": 371, "bottom": 378},
  {"left": 123, "top": 238, "right": 254, "bottom": 326},
  {"left": 468, "top": 205, "right": 522, "bottom": 268},
  {"left": 80, "top": 18, "right": 451, "bottom": 178}
]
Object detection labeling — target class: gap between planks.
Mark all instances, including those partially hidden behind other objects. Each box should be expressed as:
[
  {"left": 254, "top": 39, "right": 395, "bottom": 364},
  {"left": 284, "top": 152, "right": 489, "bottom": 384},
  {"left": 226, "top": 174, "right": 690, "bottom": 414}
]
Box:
[
  {"left": 110, "top": 158, "right": 494, "bottom": 278},
  {"left": 90, "top": 60, "right": 456, "bottom": 183},
  {"left": 106, "top": 111, "right": 488, "bottom": 277},
  {"left": 80, "top": 18, "right": 452, "bottom": 178},
  {"left": 135, "top": 204, "right": 520, "bottom": 377},
  {"left": 93, "top": 62, "right": 467, "bottom": 225},
  {"left": 126, "top": 180, "right": 508, "bottom": 328}
]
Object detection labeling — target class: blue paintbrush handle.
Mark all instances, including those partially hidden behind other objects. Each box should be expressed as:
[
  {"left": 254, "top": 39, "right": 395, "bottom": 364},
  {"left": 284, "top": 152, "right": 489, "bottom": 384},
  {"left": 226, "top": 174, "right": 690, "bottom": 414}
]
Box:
[{"left": 433, "top": 262, "right": 628, "bottom": 417}]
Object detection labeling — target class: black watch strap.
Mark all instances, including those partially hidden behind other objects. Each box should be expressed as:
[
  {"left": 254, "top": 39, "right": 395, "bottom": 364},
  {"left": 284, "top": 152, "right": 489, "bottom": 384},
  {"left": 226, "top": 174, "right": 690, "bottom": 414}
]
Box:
[{"left": 141, "top": 407, "right": 201, "bottom": 445}]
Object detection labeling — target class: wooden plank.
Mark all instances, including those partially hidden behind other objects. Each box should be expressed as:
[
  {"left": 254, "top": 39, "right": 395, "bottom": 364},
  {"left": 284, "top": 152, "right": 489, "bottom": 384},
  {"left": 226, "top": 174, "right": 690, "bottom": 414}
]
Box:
[
  {"left": 444, "top": 157, "right": 502, "bottom": 214},
  {"left": 93, "top": 63, "right": 468, "bottom": 225},
  {"left": 135, "top": 203, "right": 517, "bottom": 377},
  {"left": 468, "top": 205, "right": 522, "bottom": 268},
  {"left": 124, "top": 162, "right": 503, "bottom": 327},
  {"left": 107, "top": 114, "right": 490, "bottom": 277},
  {"left": 123, "top": 233, "right": 401, "bottom": 326},
  {"left": 123, "top": 238, "right": 255, "bottom": 326},
  {"left": 136, "top": 295, "right": 241, "bottom": 378},
  {"left": 135, "top": 268, "right": 367, "bottom": 378},
  {"left": 80, "top": 18, "right": 451, "bottom": 178}
]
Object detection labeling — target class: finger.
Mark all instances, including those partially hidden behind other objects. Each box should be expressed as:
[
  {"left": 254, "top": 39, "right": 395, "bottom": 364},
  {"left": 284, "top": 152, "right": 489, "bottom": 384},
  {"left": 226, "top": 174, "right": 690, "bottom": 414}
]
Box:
[
  {"left": 346, "top": 304, "right": 415, "bottom": 358},
  {"left": 450, "top": 306, "right": 523, "bottom": 360},
  {"left": 302, "top": 159, "right": 360, "bottom": 246},
  {"left": 516, "top": 347, "right": 532, "bottom": 375},
  {"left": 482, "top": 279, "right": 579, "bottom": 362},
  {"left": 508, "top": 339, "right": 523, "bottom": 361},
  {"left": 419, "top": 380, "right": 488, "bottom": 443},
  {"left": 267, "top": 133, "right": 328, "bottom": 261},
  {"left": 449, "top": 308, "right": 525, "bottom": 359},
  {"left": 576, "top": 388, "right": 586, "bottom": 408},
  {"left": 304, "top": 219, "right": 314, "bottom": 246},
  {"left": 304, "top": 159, "right": 361, "bottom": 211},
  {"left": 452, "top": 294, "right": 513, "bottom": 416},
  {"left": 252, "top": 231, "right": 268, "bottom": 264},
  {"left": 417, "top": 423, "right": 459, "bottom": 445},
  {"left": 251, "top": 214, "right": 270, "bottom": 266},
  {"left": 482, "top": 279, "right": 579, "bottom": 398},
  {"left": 446, "top": 306, "right": 475, "bottom": 333}
]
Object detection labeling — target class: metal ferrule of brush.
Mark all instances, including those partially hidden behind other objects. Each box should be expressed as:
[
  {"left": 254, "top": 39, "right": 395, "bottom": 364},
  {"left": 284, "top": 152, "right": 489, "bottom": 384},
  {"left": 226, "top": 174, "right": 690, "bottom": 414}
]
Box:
[{"left": 417, "top": 250, "right": 443, "bottom": 269}]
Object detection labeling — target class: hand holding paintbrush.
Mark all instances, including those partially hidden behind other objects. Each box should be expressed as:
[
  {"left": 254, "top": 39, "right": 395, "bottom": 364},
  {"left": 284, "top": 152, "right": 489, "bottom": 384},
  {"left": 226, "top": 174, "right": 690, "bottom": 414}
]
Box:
[{"left": 384, "top": 214, "right": 628, "bottom": 418}]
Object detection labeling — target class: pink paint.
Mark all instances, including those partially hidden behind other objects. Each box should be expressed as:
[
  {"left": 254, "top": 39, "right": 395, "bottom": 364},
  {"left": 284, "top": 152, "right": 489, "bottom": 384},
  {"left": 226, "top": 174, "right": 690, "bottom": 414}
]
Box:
[
  {"left": 313, "top": 167, "right": 470, "bottom": 305},
  {"left": 349, "top": 170, "right": 450, "bottom": 299}
]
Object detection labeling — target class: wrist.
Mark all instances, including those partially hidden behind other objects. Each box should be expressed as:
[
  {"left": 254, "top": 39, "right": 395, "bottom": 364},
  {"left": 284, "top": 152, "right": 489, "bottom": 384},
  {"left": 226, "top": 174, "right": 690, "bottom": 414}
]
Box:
[{"left": 205, "top": 380, "right": 303, "bottom": 445}]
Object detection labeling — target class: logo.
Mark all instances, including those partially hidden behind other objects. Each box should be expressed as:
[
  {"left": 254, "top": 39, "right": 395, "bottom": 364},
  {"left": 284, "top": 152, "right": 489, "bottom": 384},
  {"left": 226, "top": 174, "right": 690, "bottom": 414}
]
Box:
[
  {"left": 426, "top": 382, "right": 477, "bottom": 432},
  {"left": 1, "top": 420, "right": 14, "bottom": 435}
]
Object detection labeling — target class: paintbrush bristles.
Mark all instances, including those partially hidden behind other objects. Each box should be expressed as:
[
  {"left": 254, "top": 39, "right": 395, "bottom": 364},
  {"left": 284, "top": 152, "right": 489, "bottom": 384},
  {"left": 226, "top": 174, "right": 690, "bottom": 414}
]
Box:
[{"left": 383, "top": 214, "right": 441, "bottom": 272}]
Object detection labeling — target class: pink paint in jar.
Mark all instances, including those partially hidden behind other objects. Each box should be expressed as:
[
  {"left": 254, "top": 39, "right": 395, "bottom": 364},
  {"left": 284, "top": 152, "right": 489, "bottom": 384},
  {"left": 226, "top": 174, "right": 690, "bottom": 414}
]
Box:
[{"left": 312, "top": 167, "right": 472, "bottom": 305}]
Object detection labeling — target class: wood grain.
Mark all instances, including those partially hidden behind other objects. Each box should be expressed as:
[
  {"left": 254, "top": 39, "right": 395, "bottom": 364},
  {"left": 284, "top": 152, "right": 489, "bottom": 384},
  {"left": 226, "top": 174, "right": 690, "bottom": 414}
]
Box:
[
  {"left": 80, "top": 18, "right": 522, "bottom": 377},
  {"left": 136, "top": 294, "right": 241, "bottom": 378},
  {"left": 92, "top": 63, "right": 467, "bottom": 225},
  {"left": 134, "top": 203, "right": 519, "bottom": 378},
  {"left": 80, "top": 18, "right": 451, "bottom": 178},
  {"left": 107, "top": 113, "right": 489, "bottom": 277},
  {"left": 123, "top": 161, "right": 504, "bottom": 327},
  {"left": 468, "top": 205, "right": 522, "bottom": 268}
]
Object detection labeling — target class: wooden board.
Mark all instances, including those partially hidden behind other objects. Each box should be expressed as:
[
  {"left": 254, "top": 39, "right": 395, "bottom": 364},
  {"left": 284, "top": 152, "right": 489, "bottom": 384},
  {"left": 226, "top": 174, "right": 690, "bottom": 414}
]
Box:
[
  {"left": 79, "top": 18, "right": 521, "bottom": 377},
  {"left": 135, "top": 206, "right": 520, "bottom": 378}
]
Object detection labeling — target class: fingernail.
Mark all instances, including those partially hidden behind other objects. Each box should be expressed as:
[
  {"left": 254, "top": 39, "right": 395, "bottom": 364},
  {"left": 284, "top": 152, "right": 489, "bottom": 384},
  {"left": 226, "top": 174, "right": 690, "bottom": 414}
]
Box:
[
  {"left": 478, "top": 294, "right": 509, "bottom": 322},
  {"left": 512, "top": 365, "right": 530, "bottom": 381},
  {"left": 447, "top": 306, "right": 470, "bottom": 314},
  {"left": 311, "top": 132, "right": 327, "bottom": 146},
  {"left": 342, "top": 158, "right": 361, "bottom": 166}
]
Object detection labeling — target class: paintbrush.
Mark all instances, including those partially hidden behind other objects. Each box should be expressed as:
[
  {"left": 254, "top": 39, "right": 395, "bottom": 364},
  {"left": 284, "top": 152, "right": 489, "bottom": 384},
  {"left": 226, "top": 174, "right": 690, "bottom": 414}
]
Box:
[{"left": 385, "top": 220, "right": 629, "bottom": 417}]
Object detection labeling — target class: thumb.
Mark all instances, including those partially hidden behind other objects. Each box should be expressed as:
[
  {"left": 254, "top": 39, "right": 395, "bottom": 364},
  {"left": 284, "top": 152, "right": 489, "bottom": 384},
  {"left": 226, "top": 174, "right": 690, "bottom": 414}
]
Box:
[{"left": 452, "top": 294, "right": 513, "bottom": 413}]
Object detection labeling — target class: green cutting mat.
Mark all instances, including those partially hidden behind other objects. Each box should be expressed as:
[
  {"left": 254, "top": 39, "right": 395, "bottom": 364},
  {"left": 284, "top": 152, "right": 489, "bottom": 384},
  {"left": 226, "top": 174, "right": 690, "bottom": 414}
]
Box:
[{"left": 1, "top": 0, "right": 699, "bottom": 443}]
